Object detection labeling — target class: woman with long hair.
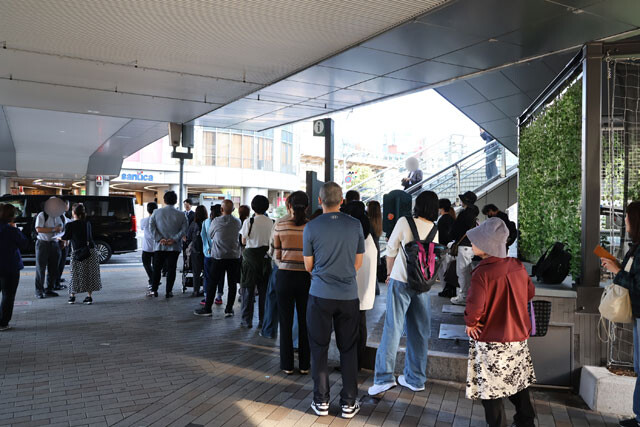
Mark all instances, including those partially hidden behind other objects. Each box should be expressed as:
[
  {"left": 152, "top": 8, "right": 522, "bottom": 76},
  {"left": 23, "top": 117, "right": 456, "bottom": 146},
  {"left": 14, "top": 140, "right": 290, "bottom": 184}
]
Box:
[
  {"left": 0, "top": 204, "right": 28, "bottom": 331},
  {"left": 366, "top": 200, "right": 383, "bottom": 294},
  {"left": 601, "top": 201, "right": 640, "bottom": 427},
  {"left": 62, "top": 204, "right": 102, "bottom": 305},
  {"left": 273, "top": 191, "right": 311, "bottom": 374},
  {"left": 187, "top": 205, "right": 207, "bottom": 296},
  {"left": 369, "top": 191, "right": 439, "bottom": 395},
  {"left": 205, "top": 204, "right": 224, "bottom": 305}
]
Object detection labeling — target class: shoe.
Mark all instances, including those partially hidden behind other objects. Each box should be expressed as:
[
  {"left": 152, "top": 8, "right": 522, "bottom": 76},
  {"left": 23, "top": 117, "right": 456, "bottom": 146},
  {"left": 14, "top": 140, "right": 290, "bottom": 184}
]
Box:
[
  {"left": 35, "top": 294, "right": 45, "bottom": 299},
  {"left": 341, "top": 401, "right": 361, "bottom": 419},
  {"left": 438, "top": 287, "right": 456, "bottom": 298},
  {"left": 45, "top": 291, "right": 59, "bottom": 297},
  {"left": 0, "top": 325, "right": 11, "bottom": 331},
  {"left": 146, "top": 291, "right": 158, "bottom": 297},
  {"left": 283, "top": 369, "right": 294, "bottom": 375},
  {"left": 311, "top": 401, "right": 329, "bottom": 417},
  {"left": 299, "top": 369, "right": 309, "bottom": 375},
  {"left": 619, "top": 419, "right": 640, "bottom": 427},
  {"left": 166, "top": 292, "right": 174, "bottom": 298},
  {"left": 368, "top": 380, "right": 397, "bottom": 396},
  {"left": 68, "top": 296, "right": 75, "bottom": 304},
  {"left": 83, "top": 296, "right": 93, "bottom": 305},
  {"left": 53, "top": 285, "right": 67, "bottom": 290},
  {"left": 200, "top": 300, "right": 206, "bottom": 306},
  {"left": 214, "top": 297, "right": 223, "bottom": 305},
  {"left": 398, "top": 375, "right": 425, "bottom": 392},
  {"left": 194, "top": 308, "right": 212, "bottom": 317},
  {"left": 224, "top": 311, "right": 234, "bottom": 318},
  {"left": 258, "top": 331, "right": 276, "bottom": 339},
  {"left": 450, "top": 295, "right": 466, "bottom": 306},
  {"left": 240, "top": 322, "right": 253, "bottom": 329}
]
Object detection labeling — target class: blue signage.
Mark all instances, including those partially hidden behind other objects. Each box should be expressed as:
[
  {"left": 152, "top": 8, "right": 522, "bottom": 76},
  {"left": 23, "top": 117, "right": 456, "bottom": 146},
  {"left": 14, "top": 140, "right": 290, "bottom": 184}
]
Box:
[{"left": 121, "top": 172, "right": 154, "bottom": 182}]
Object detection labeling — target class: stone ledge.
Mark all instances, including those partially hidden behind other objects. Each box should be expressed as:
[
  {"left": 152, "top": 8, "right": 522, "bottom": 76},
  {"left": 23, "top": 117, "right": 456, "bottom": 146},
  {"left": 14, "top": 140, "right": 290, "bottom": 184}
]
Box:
[{"left": 579, "top": 366, "right": 635, "bottom": 417}]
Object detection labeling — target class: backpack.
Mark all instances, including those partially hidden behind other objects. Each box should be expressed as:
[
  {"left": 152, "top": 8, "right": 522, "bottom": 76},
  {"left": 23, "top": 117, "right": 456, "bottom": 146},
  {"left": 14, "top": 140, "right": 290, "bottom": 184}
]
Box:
[
  {"left": 401, "top": 216, "right": 442, "bottom": 293},
  {"left": 532, "top": 242, "right": 571, "bottom": 284}
]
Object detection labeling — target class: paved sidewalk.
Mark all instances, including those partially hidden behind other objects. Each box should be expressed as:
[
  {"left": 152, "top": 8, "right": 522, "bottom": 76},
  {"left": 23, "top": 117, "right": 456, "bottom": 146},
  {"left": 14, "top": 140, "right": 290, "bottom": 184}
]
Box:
[{"left": 0, "top": 259, "right": 624, "bottom": 426}]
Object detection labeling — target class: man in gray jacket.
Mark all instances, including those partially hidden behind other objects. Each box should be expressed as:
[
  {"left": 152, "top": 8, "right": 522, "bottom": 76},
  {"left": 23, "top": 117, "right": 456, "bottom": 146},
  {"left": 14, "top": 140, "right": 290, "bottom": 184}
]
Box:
[
  {"left": 194, "top": 199, "right": 241, "bottom": 317},
  {"left": 149, "top": 191, "right": 188, "bottom": 298}
]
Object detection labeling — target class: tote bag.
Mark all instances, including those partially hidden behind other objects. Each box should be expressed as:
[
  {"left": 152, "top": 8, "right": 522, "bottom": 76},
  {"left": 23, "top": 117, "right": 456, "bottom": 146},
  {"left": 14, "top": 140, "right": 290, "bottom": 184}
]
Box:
[{"left": 599, "top": 283, "right": 633, "bottom": 324}]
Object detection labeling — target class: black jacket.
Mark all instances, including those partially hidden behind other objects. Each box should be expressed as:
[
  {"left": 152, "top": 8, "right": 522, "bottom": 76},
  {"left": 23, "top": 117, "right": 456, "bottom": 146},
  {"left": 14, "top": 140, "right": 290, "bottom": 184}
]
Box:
[
  {"left": 186, "top": 221, "right": 203, "bottom": 254},
  {"left": 62, "top": 220, "right": 94, "bottom": 251},
  {"left": 436, "top": 214, "right": 455, "bottom": 246},
  {"left": 450, "top": 205, "right": 479, "bottom": 247},
  {"left": 496, "top": 211, "right": 518, "bottom": 247}
]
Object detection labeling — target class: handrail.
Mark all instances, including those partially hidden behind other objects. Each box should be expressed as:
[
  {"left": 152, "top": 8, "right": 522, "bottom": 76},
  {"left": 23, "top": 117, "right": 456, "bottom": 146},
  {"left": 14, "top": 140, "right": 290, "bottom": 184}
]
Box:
[{"left": 346, "top": 134, "right": 465, "bottom": 193}]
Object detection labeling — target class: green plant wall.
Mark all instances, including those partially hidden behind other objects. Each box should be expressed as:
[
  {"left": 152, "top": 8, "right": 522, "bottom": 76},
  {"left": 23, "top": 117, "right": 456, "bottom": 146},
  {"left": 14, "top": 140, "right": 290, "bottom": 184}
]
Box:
[{"left": 518, "top": 79, "right": 582, "bottom": 278}]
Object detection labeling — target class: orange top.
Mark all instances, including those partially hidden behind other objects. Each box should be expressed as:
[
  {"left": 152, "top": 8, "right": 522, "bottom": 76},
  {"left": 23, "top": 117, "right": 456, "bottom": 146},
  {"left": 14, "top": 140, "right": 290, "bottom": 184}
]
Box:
[{"left": 273, "top": 218, "right": 307, "bottom": 271}]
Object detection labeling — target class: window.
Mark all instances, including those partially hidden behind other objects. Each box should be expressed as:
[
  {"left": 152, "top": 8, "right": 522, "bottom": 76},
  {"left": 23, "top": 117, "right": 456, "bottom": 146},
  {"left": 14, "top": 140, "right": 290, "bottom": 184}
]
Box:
[
  {"left": 216, "top": 132, "right": 229, "bottom": 167},
  {"left": 4, "top": 198, "right": 25, "bottom": 218},
  {"left": 281, "top": 129, "right": 294, "bottom": 174},
  {"left": 242, "top": 135, "right": 254, "bottom": 169},
  {"left": 230, "top": 133, "right": 242, "bottom": 168},
  {"left": 203, "top": 131, "right": 215, "bottom": 166}
]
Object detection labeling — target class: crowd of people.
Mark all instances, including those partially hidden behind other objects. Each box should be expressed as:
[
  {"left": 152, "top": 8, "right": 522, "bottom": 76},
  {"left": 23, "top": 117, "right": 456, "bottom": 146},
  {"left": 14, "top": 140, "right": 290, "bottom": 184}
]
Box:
[{"left": 1, "top": 181, "right": 639, "bottom": 427}]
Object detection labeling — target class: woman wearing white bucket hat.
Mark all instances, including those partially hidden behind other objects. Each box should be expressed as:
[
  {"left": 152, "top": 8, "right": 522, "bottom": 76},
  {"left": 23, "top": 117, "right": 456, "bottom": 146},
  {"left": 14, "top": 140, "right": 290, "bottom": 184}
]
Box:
[{"left": 464, "top": 217, "right": 536, "bottom": 427}]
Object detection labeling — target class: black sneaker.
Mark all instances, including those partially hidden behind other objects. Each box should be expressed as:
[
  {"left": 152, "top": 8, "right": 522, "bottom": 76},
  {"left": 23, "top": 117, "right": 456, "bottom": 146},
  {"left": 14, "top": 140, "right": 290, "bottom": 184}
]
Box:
[
  {"left": 45, "top": 291, "right": 59, "bottom": 297},
  {"left": 341, "top": 401, "right": 360, "bottom": 419},
  {"left": 311, "top": 401, "right": 329, "bottom": 416},
  {"left": 619, "top": 419, "right": 640, "bottom": 427},
  {"left": 68, "top": 296, "right": 75, "bottom": 304},
  {"left": 35, "top": 294, "right": 45, "bottom": 299},
  {"left": 194, "top": 308, "right": 212, "bottom": 317},
  {"left": 224, "top": 311, "right": 234, "bottom": 318},
  {"left": 166, "top": 292, "right": 174, "bottom": 298},
  {"left": 83, "top": 296, "right": 92, "bottom": 305}
]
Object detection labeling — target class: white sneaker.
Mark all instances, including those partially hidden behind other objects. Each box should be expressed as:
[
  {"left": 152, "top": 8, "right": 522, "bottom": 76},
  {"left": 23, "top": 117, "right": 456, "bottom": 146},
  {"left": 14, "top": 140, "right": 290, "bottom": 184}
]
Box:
[
  {"left": 450, "top": 295, "right": 466, "bottom": 306},
  {"left": 398, "top": 375, "right": 425, "bottom": 392},
  {"left": 341, "top": 401, "right": 361, "bottom": 419},
  {"left": 368, "top": 380, "right": 397, "bottom": 395},
  {"left": 311, "top": 401, "right": 329, "bottom": 416}
]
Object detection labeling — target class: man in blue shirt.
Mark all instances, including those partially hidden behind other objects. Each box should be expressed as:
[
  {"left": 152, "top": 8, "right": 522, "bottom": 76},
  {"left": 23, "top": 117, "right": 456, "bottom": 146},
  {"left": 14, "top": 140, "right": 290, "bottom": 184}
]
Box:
[{"left": 303, "top": 181, "right": 364, "bottom": 419}]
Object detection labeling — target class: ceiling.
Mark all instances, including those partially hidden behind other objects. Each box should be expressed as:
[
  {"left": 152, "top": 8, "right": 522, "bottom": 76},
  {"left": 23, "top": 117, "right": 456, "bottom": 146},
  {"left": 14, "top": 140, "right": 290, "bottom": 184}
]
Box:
[{"left": 0, "top": 0, "right": 639, "bottom": 178}]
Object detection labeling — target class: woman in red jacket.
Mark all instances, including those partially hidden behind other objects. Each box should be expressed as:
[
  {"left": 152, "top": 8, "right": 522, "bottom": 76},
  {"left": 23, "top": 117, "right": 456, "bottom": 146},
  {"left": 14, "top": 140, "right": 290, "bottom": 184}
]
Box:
[{"left": 464, "top": 217, "right": 536, "bottom": 427}]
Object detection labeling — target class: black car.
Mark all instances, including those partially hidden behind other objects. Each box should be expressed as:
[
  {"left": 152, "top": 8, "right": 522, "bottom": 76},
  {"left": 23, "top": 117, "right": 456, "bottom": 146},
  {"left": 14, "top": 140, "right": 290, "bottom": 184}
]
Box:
[{"left": 0, "top": 195, "right": 137, "bottom": 263}]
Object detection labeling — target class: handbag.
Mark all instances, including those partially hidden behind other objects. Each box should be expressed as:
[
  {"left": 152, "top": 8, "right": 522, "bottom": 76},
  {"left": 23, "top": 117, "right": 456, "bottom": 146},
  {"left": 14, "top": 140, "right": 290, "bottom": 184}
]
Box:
[
  {"left": 449, "top": 234, "right": 467, "bottom": 258},
  {"left": 73, "top": 221, "right": 92, "bottom": 262},
  {"left": 599, "top": 283, "right": 633, "bottom": 324}
]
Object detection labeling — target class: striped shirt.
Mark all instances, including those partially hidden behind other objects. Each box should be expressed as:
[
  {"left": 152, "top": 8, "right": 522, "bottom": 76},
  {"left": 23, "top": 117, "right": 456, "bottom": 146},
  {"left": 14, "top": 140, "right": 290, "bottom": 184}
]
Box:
[{"left": 273, "top": 218, "right": 306, "bottom": 271}]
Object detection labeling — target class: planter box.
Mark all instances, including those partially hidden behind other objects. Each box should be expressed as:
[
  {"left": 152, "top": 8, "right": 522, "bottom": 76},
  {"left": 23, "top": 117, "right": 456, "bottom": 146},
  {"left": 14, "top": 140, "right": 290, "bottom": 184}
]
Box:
[{"left": 580, "top": 366, "right": 635, "bottom": 417}]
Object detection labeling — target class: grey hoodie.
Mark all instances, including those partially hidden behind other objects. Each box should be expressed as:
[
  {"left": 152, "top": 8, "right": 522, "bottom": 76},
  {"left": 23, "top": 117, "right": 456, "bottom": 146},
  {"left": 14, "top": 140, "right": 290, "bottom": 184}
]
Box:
[{"left": 208, "top": 215, "right": 242, "bottom": 259}]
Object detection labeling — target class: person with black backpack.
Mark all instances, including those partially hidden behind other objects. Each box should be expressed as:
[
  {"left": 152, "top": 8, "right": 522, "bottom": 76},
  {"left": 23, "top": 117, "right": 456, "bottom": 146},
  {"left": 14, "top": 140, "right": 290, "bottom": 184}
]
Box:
[
  {"left": 34, "top": 197, "right": 67, "bottom": 298},
  {"left": 369, "top": 191, "right": 440, "bottom": 396}
]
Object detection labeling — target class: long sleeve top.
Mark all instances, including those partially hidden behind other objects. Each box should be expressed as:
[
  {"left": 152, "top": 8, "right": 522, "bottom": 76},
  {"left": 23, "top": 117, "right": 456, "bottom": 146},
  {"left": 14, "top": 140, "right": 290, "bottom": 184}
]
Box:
[
  {"left": 61, "top": 220, "right": 95, "bottom": 251},
  {"left": 186, "top": 221, "right": 203, "bottom": 254},
  {"left": 0, "top": 223, "right": 27, "bottom": 275},
  {"left": 149, "top": 206, "right": 188, "bottom": 252},
  {"left": 436, "top": 214, "right": 455, "bottom": 247},
  {"left": 204, "top": 215, "right": 241, "bottom": 259},
  {"left": 450, "top": 205, "right": 479, "bottom": 247},
  {"left": 273, "top": 218, "right": 306, "bottom": 271},
  {"left": 464, "top": 257, "right": 535, "bottom": 342},
  {"left": 613, "top": 243, "right": 640, "bottom": 318}
]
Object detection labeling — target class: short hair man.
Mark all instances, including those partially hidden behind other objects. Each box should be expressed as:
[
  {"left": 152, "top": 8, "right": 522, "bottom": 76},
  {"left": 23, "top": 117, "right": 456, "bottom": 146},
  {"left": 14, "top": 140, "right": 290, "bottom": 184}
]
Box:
[
  {"left": 34, "top": 197, "right": 66, "bottom": 298},
  {"left": 482, "top": 204, "right": 517, "bottom": 248},
  {"left": 149, "top": 191, "right": 189, "bottom": 297},
  {"left": 194, "top": 199, "right": 242, "bottom": 317},
  {"left": 183, "top": 198, "right": 195, "bottom": 225},
  {"left": 303, "top": 182, "right": 364, "bottom": 419},
  {"left": 345, "top": 190, "right": 360, "bottom": 204}
]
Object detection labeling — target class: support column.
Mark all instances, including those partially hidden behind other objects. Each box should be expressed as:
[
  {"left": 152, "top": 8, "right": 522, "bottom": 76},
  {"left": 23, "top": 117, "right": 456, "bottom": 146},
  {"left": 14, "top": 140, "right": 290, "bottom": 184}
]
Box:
[
  {"left": 578, "top": 42, "right": 604, "bottom": 311},
  {"left": 324, "top": 119, "right": 334, "bottom": 183},
  {"left": 85, "top": 179, "right": 97, "bottom": 196},
  {"left": 97, "top": 178, "right": 110, "bottom": 196},
  {"left": 0, "top": 177, "right": 8, "bottom": 195},
  {"left": 242, "top": 187, "right": 267, "bottom": 206}
]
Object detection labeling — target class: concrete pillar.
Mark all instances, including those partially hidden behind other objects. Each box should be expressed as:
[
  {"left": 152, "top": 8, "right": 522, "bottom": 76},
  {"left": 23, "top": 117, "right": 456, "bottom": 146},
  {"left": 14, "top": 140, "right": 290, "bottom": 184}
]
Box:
[
  {"left": 0, "top": 177, "right": 8, "bottom": 196},
  {"left": 169, "top": 184, "right": 187, "bottom": 201},
  {"left": 85, "top": 179, "right": 96, "bottom": 196},
  {"left": 97, "top": 178, "right": 109, "bottom": 196},
  {"left": 242, "top": 187, "right": 267, "bottom": 206}
]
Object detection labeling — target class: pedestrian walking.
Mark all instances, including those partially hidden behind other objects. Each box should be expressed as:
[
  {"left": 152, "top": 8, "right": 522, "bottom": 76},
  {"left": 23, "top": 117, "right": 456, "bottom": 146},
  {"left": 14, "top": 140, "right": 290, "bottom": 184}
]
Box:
[
  {"left": 141, "top": 202, "right": 158, "bottom": 292},
  {"left": 62, "top": 204, "right": 102, "bottom": 305},
  {"left": 368, "top": 191, "right": 439, "bottom": 395},
  {"left": 303, "top": 182, "right": 364, "bottom": 419},
  {"left": 465, "top": 217, "right": 536, "bottom": 427},
  {"left": 0, "top": 204, "right": 28, "bottom": 331}
]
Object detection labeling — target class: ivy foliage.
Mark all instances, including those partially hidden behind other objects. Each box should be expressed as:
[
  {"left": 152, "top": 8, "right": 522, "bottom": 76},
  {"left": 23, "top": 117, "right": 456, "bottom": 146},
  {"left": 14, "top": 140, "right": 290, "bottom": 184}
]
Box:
[{"left": 518, "top": 79, "right": 582, "bottom": 278}]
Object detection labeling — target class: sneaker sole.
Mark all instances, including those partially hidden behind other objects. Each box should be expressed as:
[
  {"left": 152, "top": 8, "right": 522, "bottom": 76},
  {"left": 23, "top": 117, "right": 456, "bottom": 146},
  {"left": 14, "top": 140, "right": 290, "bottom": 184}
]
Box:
[
  {"left": 398, "top": 376, "right": 425, "bottom": 392},
  {"left": 341, "top": 408, "right": 360, "bottom": 419},
  {"left": 311, "top": 406, "right": 329, "bottom": 416},
  {"left": 194, "top": 312, "right": 212, "bottom": 317}
]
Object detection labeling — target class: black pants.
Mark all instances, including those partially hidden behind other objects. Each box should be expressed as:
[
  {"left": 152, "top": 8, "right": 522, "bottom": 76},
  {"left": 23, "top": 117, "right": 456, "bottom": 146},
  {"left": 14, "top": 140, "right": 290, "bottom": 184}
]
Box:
[
  {"left": 57, "top": 242, "right": 68, "bottom": 286},
  {"left": 191, "top": 252, "right": 204, "bottom": 295},
  {"left": 307, "top": 295, "right": 360, "bottom": 406},
  {"left": 0, "top": 271, "right": 20, "bottom": 327},
  {"left": 205, "top": 258, "right": 240, "bottom": 313},
  {"left": 275, "top": 269, "right": 310, "bottom": 371},
  {"left": 151, "top": 251, "right": 180, "bottom": 294},
  {"left": 357, "top": 310, "right": 367, "bottom": 370},
  {"left": 35, "top": 240, "right": 61, "bottom": 295},
  {"left": 142, "top": 251, "right": 154, "bottom": 285},
  {"left": 481, "top": 388, "right": 536, "bottom": 427}
]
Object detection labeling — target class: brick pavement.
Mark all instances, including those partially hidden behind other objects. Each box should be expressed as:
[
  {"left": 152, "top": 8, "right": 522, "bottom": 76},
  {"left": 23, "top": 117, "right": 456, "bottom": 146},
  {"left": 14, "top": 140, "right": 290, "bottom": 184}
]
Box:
[{"left": 0, "top": 260, "right": 624, "bottom": 426}]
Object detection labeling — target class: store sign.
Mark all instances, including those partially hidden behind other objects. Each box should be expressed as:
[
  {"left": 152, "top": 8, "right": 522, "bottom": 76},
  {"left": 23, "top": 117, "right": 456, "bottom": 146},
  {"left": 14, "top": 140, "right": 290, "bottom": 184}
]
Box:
[
  {"left": 96, "top": 175, "right": 104, "bottom": 187},
  {"left": 120, "top": 171, "right": 154, "bottom": 182}
]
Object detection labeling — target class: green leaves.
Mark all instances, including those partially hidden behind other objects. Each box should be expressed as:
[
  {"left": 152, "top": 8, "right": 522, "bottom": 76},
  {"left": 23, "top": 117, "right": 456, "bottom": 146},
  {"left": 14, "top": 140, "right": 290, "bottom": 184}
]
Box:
[{"left": 519, "top": 80, "right": 582, "bottom": 278}]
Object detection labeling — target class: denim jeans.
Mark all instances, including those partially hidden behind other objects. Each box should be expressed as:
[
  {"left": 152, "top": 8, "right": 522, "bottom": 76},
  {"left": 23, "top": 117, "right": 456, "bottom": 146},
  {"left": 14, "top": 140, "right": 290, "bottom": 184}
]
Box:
[
  {"left": 261, "top": 264, "right": 279, "bottom": 338},
  {"left": 634, "top": 318, "right": 640, "bottom": 421},
  {"left": 374, "top": 278, "right": 431, "bottom": 388}
]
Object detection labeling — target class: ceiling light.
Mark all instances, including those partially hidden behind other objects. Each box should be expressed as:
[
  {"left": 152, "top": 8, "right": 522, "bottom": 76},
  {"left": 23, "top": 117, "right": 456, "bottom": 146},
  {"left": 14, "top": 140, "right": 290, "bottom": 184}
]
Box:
[{"left": 59, "top": 130, "right": 65, "bottom": 133}]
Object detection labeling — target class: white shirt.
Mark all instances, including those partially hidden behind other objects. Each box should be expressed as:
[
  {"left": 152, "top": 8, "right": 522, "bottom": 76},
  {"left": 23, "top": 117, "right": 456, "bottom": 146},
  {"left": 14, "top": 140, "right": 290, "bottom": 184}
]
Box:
[
  {"left": 140, "top": 217, "right": 155, "bottom": 253},
  {"left": 357, "top": 234, "right": 378, "bottom": 311},
  {"left": 240, "top": 215, "right": 273, "bottom": 248},
  {"left": 387, "top": 216, "right": 439, "bottom": 284},
  {"left": 35, "top": 212, "right": 66, "bottom": 242}
]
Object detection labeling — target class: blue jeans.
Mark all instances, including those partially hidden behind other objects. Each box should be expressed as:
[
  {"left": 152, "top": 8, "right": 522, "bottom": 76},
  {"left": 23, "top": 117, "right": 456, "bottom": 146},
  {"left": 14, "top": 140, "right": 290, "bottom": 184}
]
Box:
[
  {"left": 374, "top": 278, "right": 431, "bottom": 388},
  {"left": 634, "top": 318, "right": 640, "bottom": 421},
  {"left": 261, "top": 264, "right": 279, "bottom": 338}
]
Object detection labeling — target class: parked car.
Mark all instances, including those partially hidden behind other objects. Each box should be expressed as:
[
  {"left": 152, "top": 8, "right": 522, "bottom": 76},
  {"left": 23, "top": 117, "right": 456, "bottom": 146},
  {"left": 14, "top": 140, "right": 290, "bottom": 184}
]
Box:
[{"left": 0, "top": 195, "right": 137, "bottom": 263}]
